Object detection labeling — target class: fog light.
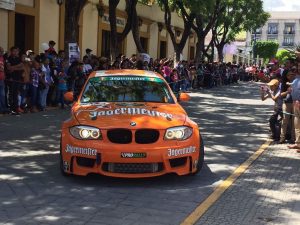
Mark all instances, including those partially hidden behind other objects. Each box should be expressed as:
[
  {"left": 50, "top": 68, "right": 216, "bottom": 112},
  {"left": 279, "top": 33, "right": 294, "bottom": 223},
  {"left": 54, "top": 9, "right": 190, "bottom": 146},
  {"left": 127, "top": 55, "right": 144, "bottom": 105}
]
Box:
[{"left": 193, "top": 160, "right": 198, "bottom": 168}]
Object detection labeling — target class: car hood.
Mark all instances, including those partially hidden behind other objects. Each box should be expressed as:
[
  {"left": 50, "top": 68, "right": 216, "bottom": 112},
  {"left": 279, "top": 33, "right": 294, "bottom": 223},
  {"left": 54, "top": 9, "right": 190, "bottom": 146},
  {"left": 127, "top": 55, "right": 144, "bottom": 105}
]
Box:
[{"left": 72, "top": 102, "right": 187, "bottom": 129}]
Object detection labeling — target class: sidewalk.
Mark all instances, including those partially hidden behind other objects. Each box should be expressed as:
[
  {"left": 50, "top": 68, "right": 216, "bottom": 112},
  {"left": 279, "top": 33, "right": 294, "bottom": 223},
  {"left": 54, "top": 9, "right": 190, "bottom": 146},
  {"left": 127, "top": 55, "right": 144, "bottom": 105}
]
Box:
[{"left": 195, "top": 142, "right": 300, "bottom": 225}]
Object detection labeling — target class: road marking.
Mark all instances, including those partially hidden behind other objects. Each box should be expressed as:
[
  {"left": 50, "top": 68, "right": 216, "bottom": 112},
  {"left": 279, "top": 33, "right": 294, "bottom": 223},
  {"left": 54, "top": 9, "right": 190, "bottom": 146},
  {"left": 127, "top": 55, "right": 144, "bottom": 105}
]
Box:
[{"left": 181, "top": 140, "right": 272, "bottom": 225}]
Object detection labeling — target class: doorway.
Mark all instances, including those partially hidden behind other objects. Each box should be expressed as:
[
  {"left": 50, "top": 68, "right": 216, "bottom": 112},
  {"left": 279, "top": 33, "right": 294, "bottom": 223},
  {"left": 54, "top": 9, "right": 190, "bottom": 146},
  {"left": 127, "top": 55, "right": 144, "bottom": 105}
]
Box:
[
  {"left": 101, "top": 30, "right": 125, "bottom": 58},
  {"left": 15, "top": 13, "right": 34, "bottom": 53},
  {"left": 159, "top": 40, "right": 167, "bottom": 59}
]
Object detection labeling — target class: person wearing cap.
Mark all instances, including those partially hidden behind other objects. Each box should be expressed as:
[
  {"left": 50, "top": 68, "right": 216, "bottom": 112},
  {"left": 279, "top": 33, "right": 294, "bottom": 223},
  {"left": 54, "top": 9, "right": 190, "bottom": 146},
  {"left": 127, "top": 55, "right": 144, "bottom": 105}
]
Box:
[
  {"left": 288, "top": 62, "right": 300, "bottom": 151},
  {"left": 261, "top": 79, "right": 283, "bottom": 141}
]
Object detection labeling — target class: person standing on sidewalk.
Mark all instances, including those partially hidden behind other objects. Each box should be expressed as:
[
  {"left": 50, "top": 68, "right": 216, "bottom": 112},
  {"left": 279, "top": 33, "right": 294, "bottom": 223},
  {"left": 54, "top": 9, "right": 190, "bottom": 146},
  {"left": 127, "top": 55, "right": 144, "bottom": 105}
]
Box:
[
  {"left": 6, "top": 46, "right": 24, "bottom": 115},
  {"left": 261, "top": 79, "right": 283, "bottom": 141},
  {"left": 279, "top": 67, "right": 296, "bottom": 144},
  {"left": 40, "top": 57, "right": 53, "bottom": 111},
  {"left": 0, "top": 47, "right": 9, "bottom": 114},
  {"left": 288, "top": 63, "right": 300, "bottom": 151}
]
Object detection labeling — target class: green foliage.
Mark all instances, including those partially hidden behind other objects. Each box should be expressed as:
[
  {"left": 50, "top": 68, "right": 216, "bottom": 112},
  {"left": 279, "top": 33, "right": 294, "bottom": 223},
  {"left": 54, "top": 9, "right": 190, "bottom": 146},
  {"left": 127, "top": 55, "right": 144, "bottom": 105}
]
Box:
[
  {"left": 276, "top": 49, "right": 296, "bottom": 64},
  {"left": 215, "top": 0, "right": 269, "bottom": 44},
  {"left": 254, "top": 41, "right": 279, "bottom": 62}
]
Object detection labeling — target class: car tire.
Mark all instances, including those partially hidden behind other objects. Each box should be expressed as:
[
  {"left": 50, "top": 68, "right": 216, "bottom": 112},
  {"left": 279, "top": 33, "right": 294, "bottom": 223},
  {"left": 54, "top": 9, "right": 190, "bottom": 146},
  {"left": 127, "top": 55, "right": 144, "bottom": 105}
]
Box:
[
  {"left": 60, "top": 141, "right": 70, "bottom": 177},
  {"left": 192, "top": 133, "right": 205, "bottom": 175}
]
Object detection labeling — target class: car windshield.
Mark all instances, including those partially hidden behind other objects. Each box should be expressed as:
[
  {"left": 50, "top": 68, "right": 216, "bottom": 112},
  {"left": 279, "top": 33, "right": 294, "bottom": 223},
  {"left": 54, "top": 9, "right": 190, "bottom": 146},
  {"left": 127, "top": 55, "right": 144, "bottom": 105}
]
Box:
[{"left": 81, "top": 76, "right": 175, "bottom": 103}]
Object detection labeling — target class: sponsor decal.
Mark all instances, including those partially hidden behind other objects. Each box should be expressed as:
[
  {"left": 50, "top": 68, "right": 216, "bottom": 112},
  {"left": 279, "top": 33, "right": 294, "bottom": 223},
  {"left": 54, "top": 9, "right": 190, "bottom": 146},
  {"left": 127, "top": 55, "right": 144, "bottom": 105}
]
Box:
[
  {"left": 65, "top": 144, "right": 97, "bottom": 156},
  {"left": 121, "top": 152, "right": 147, "bottom": 158},
  {"left": 63, "top": 161, "right": 69, "bottom": 171},
  {"left": 90, "top": 107, "right": 173, "bottom": 119},
  {"left": 130, "top": 122, "right": 137, "bottom": 126},
  {"left": 168, "top": 146, "right": 196, "bottom": 157}
]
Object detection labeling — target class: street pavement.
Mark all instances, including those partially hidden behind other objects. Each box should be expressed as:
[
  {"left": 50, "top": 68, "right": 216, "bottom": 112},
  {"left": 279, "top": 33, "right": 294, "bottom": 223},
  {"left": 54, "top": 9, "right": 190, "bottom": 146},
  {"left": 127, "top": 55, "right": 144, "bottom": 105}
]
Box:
[
  {"left": 1, "top": 81, "right": 296, "bottom": 225},
  {"left": 196, "top": 143, "right": 300, "bottom": 225}
]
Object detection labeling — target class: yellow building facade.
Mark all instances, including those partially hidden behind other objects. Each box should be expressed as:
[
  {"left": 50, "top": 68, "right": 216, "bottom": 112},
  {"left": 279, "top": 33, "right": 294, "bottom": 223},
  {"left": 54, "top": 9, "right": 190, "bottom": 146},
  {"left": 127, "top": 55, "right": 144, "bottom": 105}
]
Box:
[{"left": 0, "top": 0, "right": 197, "bottom": 60}]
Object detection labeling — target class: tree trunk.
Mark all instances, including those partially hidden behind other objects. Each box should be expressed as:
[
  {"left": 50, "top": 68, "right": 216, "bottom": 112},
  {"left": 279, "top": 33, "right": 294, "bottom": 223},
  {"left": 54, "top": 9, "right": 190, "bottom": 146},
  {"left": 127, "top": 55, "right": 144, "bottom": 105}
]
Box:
[
  {"left": 64, "top": 0, "right": 87, "bottom": 57},
  {"left": 175, "top": 47, "right": 181, "bottom": 64},
  {"left": 195, "top": 34, "right": 205, "bottom": 65},
  {"left": 162, "top": 0, "right": 195, "bottom": 65},
  {"left": 216, "top": 44, "right": 225, "bottom": 62},
  {"left": 109, "top": 0, "right": 120, "bottom": 61},
  {"left": 131, "top": 5, "right": 145, "bottom": 53}
]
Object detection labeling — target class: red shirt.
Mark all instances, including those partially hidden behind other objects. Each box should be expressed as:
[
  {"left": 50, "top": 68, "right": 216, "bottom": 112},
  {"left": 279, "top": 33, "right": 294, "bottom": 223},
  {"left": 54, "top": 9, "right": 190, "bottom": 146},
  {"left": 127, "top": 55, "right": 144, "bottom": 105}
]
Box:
[
  {"left": 46, "top": 47, "right": 57, "bottom": 55},
  {"left": 0, "top": 56, "right": 5, "bottom": 81}
]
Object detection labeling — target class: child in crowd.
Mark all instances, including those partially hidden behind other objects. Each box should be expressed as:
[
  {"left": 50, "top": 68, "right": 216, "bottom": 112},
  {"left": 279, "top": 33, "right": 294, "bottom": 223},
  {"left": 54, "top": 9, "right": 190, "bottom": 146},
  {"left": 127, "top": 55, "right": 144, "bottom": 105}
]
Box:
[{"left": 57, "top": 60, "right": 68, "bottom": 109}]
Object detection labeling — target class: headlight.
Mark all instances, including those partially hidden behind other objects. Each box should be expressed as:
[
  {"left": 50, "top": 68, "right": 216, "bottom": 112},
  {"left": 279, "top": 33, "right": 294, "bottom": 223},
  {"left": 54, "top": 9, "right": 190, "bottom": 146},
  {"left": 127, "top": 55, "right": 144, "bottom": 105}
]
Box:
[
  {"left": 164, "top": 126, "right": 193, "bottom": 140},
  {"left": 69, "top": 126, "right": 102, "bottom": 140}
]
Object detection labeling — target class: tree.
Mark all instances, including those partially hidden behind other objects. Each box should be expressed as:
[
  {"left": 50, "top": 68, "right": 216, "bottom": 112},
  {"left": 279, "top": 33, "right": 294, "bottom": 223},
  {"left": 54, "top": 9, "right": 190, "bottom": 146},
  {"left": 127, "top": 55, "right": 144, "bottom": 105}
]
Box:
[
  {"left": 191, "top": 0, "right": 223, "bottom": 64},
  {"left": 64, "top": 0, "right": 88, "bottom": 55},
  {"left": 254, "top": 41, "right": 279, "bottom": 62},
  {"left": 212, "top": 0, "right": 269, "bottom": 62},
  {"left": 157, "top": 0, "right": 195, "bottom": 63},
  {"left": 276, "top": 49, "right": 296, "bottom": 64},
  {"left": 109, "top": 0, "right": 146, "bottom": 60}
]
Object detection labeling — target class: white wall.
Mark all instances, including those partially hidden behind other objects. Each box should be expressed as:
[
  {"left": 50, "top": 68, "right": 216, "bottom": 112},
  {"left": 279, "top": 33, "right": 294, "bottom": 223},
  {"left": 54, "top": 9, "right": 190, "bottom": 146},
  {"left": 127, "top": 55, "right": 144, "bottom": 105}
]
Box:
[
  {"left": 0, "top": 9, "right": 8, "bottom": 51},
  {"left": 82, "top": 1, "right": 99, "bottom": 55},
  {"left": 39, "top": 0, "right": 60, "bottom": 52}
]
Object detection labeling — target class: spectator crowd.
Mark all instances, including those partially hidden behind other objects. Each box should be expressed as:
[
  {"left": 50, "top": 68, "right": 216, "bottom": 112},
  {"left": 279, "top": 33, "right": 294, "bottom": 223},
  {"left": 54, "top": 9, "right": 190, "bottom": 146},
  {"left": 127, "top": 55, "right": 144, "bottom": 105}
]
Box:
[
  {"left": 260, "top": 57, "right": 300, "bottom": 153},
  {"left": 0, "top": 40, "right": 260, "bottom": 116}
]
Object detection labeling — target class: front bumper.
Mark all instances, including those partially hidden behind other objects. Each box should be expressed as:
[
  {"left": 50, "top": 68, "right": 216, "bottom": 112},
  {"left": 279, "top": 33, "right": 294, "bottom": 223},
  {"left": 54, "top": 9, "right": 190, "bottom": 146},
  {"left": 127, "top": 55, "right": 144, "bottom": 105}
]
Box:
[{"left": 60, "top": 131, "right": 200, "bottom": 178}]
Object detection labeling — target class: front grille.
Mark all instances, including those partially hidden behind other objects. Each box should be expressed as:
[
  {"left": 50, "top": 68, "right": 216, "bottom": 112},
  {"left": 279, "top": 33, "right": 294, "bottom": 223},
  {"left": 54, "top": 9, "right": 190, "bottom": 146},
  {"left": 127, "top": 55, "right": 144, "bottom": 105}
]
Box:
[
  {"left": 169, "top": 157, "right": 188, "bottom": 168},
  {"left": 76, "top": 157, "right": 96, "bottom": 168},
  {"left": 135, "top": 129, "right": 160, "bottom": 144},
  {"left": 102, "top": 163, "right": 164, "bottom": 174},
  {"left": 107, "top": 129, "right": 132, "bottom": 144}
]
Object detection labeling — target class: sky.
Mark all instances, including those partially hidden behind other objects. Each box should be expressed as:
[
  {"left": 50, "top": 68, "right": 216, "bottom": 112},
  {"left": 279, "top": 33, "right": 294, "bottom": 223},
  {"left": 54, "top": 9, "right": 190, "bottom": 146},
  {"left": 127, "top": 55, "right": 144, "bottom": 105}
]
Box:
[{"left": 263, "top": 0, "right": 300, "bottom": 11}]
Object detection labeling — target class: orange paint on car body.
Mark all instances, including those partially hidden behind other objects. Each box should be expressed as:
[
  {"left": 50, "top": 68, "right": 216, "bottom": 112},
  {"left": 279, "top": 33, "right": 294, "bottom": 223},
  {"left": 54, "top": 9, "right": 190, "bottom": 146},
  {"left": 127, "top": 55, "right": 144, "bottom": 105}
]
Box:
[{"left": 60, "top": 70, "right": 204, "bottom": 178}]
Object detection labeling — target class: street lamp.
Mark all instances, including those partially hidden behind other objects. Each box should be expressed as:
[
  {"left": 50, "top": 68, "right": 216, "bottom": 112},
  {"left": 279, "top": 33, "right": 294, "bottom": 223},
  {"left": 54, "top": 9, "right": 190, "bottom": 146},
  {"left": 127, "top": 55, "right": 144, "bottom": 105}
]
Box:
[
  {"left": 96, "top": 1, "right": 105, "bottom": 17},
  {"left": 157, "top": 22, "right": 163, "bottom": 32},
  {"left": 56, "top": 0, "right": 64, "bottom": 6},
  {"left": 138, "top": 17, "right": 143, "bottom": 27},
  {"left": 175, "top": 28, "right": 181, "bottom": 37},
  {"left": 252, "top": 29, "right": 257, "bottom": 65}
]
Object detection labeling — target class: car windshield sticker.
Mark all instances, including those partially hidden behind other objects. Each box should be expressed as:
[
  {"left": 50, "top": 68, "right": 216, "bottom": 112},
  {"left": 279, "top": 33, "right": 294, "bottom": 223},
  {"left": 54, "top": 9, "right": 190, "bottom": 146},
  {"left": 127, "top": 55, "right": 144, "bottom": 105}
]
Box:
[
  {"left": 90, "top": 76, "right": 164, "bottom": 83},
  {"left": 89, "top": 107, "right": 173, "bottom": 119}
]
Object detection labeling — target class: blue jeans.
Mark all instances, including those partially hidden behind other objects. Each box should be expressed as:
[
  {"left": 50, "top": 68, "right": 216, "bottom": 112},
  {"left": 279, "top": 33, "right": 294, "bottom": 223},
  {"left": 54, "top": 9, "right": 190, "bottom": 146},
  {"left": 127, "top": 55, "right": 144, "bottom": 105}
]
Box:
[
  {"left": 30, "top": 85, "right": 39, "bottom": 108},
  {"left": 180, "top": 79, "right": 190, "bottom": 92},
  {"left": 39, "top": 86, "right": 49, "bottom": 109},
  {"left": 58, "top": 89, "right": 66, "bottom": 108},
  {"left": 0, "top": 80, "right": 8, "bottom": 113}
]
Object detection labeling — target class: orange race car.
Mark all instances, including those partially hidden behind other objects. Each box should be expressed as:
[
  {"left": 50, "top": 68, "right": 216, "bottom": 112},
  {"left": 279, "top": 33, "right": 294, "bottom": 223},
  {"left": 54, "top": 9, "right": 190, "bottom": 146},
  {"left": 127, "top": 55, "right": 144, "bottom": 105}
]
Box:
[{"left": 60, "top": 70, "right": 204, "bottom": 178}]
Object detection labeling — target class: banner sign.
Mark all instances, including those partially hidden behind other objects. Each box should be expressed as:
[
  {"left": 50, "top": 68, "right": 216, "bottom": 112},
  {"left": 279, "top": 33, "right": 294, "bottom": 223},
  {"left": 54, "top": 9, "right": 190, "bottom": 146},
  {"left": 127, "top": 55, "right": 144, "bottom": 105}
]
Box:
[
  {"left": 102, "top": 14, "right": 125, "bottom": 27},
  {"left": 138, "top": 53, "right": 151, "bottom": 63},
  {"left": 0, "top": 0, "right": 15, "bottom": 10},
  {"left": 68, "top": 43, "right": 80, "bottom": 64}
]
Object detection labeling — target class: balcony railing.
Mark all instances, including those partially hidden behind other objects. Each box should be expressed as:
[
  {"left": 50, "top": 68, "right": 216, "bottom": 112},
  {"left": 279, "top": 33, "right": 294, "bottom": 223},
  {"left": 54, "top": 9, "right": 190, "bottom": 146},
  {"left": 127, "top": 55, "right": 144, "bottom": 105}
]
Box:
[
  {"left": 251, "top": 30, "right": 262, "bottom": 34},
  {"left": 284, "top": 30, "right": 295, "bottom": 34},
  {"left": 282, "top": 42, "right": 294, "bottom": 46},
  {"left": 267, "top": 31, "right": 278, "bottom": 35}
]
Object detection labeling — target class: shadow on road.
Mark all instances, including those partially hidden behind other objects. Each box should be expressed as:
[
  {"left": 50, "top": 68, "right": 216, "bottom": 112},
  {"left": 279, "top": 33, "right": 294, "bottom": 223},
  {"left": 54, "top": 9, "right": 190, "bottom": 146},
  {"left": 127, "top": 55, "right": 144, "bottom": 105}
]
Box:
[{"left": 0, "top": 82, "right": 276, "bottom": 225}]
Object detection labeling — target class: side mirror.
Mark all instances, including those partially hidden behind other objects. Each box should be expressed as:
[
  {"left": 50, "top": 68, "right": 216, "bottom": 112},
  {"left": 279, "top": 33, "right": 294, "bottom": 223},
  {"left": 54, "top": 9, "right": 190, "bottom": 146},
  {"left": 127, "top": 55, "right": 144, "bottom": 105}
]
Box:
[
  {"left": 64, "top": 91, "right": 74, "bottom": 102},
  {"left": 178, "top": 92, "right": 191, "bottom": 102}
]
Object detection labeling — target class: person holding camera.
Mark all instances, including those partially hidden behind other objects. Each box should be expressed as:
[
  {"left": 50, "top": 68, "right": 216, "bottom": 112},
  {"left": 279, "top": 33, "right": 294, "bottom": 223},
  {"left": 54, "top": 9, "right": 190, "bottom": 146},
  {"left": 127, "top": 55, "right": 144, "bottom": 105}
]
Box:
[
  {"left": 288, "top": 63, "right": 300, "bottom": 151},
  {"left": 261, "top": 79, "right": 283, "bottom": 141},
  {"left": 279, "top": 68, "right": 296, "bottom": 143}
]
